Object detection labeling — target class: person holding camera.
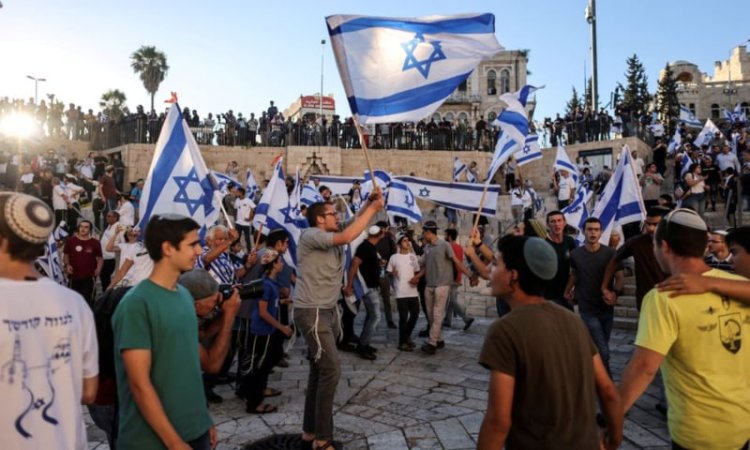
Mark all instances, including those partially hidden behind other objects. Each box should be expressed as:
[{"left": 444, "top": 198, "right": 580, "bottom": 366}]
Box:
[{"left": 236, "top": 250, "right": 292, "bottom": 414}]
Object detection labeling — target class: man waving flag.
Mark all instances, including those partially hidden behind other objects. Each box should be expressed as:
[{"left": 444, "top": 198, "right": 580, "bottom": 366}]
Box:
[{"left": 326, "top": 13, "right": 502, "bottom": 124}]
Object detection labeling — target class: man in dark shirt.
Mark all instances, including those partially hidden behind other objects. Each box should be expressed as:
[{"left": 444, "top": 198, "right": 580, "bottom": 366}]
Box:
[
  {"left": 477, "top": 236, "right": 622, "bottom": 450},
  {"left": 375, "top": 221, "right": 398, "bottom": 329},
  {"left": 99, "top": 165, "right": 119, "bottom": 213},
  {"left": 652, "top": 138, "right": 667, "bottom": 175},
  {"left": 543, "top": 211, "right": 577, "bottom": 310},
  {"left": 345, "top": 225, "right": 383, "bottom": 360},
  {"left": 602, "top": 207, "right": 669, "bottom": 310}
]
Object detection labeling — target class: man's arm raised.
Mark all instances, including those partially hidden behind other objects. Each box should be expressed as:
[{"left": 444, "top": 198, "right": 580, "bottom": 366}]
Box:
[{"left": 332, "top": 192, "right": 384, "bottom": 246}]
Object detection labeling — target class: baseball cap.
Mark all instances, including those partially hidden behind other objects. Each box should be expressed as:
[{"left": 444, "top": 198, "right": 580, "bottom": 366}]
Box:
[{"left": 178, "top": 269, "right": 218, "bottom": 301}]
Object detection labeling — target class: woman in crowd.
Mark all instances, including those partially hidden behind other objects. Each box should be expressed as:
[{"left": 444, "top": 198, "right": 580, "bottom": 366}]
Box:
[
  {"left": 105, "top": 225, "right": 152, "bottom": 289},
  {"left": 682, "top": 163, "right": 707, "bottom": 216}
]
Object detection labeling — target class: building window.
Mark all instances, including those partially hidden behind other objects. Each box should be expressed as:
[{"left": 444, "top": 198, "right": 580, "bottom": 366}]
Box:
[
  {"left": 457, "top": 79, "right": 467, "bottom": 92},
  {"left": 458, "top": 112, "right": 468, "bottom": 122},
  {"left": 711, "top": 103, "right": 720, "bottom": 119},
  {"left": 676, "top": 72, "right": 693, "bottom": 83},
  {"left": 444, "top": 112, "right": 454, "bottom": 122},
  {"left": 742, "top": 102, "right": 749, "bottom": 116},
  {"left": 500, "top": 69, "right": 511, "bottom": 94},
  {"left": 689, "top": 103, "right": 696, "bottom": 114},
  {"left": 432, "top": 113, "right": 441, "bottom": 122},
  {"left": 487, "top": 70, "right": 497, "bottom": 95},
  {"left": 487, "top": 111, "right": 497, "bottom": 122}
]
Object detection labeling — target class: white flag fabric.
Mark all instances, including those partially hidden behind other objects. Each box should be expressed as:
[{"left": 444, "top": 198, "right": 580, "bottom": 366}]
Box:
[
  {"left": 453, "top": 157, "right": 467, "bottom": 182},
  {"left": 245, "top": 169, "right": 260, "bottom": 200},
  {"left": 516, "top": 134, "right": 542, "bottom": 166},
  {"left": 361, "top": 170, "right": 392, "bottom": 200},
  {"left": 495, "top": 92, "right": 529, "bottom": 147},
  {"left": 667, "top": 128, "right": 681, "bottom": 155},
  {"left": 591, "top": 148, "right": 646, "bottom": 244},
  {"left": 210, "top": 170, "right": 238, "bottom": 194},
  {"left": 513, "top": 84, "right": 544, "bottom": 107},
  {"left": 312, "top": 175, "right": 361, "bottom": 196},
  {"left": 679, "top": 106, "right": 702, "bottom": 128},
  {"left": 36, "top": 221, "right": 68, "bottom": 285},
  {"left": 326, "top": 13, "right": 503, "bottom": 124},
  {"left": 562, "top": 186, "right": 591, "bottom": 233},
  {"left": 693, "top": 118, "right": 720, "bottom": 147},
  {"left": 398, "top": 175, "right": 500, "bottom": 216},
  {"left": 252, "top": 160, "right": 303, "bottom": 268},
  {"left": 138, "top": 103, "right": 222, "bottom": 236},
  {"left": 386, "top": 179, "right": 422, "bottom": 223},
  {"left": 554, "top": 145, "right": 580, "bottom": 182},
  {"left": 486, "top": 131, "right": 520, "bottom": 183},
  {"left": 679, "top": 152, "right": 693, "bottom": 179}
]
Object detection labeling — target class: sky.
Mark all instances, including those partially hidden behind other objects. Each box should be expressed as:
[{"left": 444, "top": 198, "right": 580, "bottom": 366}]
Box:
[{"left": 1, "top": 0, "right": 748, "bottom": 123}]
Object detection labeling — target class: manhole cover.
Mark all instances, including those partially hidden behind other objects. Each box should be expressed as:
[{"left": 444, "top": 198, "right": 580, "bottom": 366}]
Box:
[{"left": 242, "top": 433, "right": 307, "bottom": 450}]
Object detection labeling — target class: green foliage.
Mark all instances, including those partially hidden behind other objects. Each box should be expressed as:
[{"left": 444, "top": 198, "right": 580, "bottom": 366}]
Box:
[
  {"left": 565, "top": 86, "right": 583, "bottom": 115},
  {"left": 100, "top": 89, "right": 127, "bottom": 122},
  {"left": 617, "top": 54, "right": 652, "bottom": 116},
  {"left": 131, "top": 45, "right": 169, "bottom": 113},
  {"left": 655, "top": 63, "right": 680, "bottom": 135}
]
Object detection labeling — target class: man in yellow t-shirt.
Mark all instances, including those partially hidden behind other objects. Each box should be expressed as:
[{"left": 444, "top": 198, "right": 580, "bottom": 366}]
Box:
[{"left": 618, "top": 209, "right": 750, "bottom": 450}]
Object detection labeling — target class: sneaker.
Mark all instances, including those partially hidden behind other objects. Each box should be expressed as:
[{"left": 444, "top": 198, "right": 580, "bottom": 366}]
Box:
[
  {"left": 436, "top": 340, "right": 445, "bottom": 349},
  {"left": 364, "top": 345, "right": 378, "bottom": 353},
  {"left": 418, "top": 327, "right": 429, "bottom": 338},
  {"left": 421, "top": 343, "right": 436, "bottom": 355},
  {"left": 398, "top": 343, "right": 413, "bottom": 352},
  {"left": 406, "top": 339, "right": 416, "bottom": 349},
  {"left": 387, "top": 321, "right": 398, "bottom": 329},
  {"left": 463, "top": 318, "right": 475, "bottom": 331},
  {"left": 205, "top": 389, "right": 223, "bottom": 404},
  {"left": 356, "top": 345, "right": 377, "bottom": 360},
  {"left": 336, "top": 342, "right": 357, "bottom": 353}
]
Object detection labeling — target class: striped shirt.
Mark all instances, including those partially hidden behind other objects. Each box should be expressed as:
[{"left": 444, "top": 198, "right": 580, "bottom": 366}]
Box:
[{"left": 196, "top": 246, "right": 241, "bottom": 284}]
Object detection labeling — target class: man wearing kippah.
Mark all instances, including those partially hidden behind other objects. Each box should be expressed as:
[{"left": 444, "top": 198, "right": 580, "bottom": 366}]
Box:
[
  {"left": 0, "top": 193, "right": 99, "bottom": 449},
  {"left": 477, "top": 236, "right": 622, "bottom": 450},
  {"left": 618, "top": 210, "right": 750, "bottom": 449}
]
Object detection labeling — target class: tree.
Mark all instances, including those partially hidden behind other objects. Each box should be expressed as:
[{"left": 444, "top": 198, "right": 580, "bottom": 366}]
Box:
[
  {"left": 655, "top": 63, "right": 680, "bottom": 135},
  {"left": 617, "top": 54, "right": 651, "bottom": 117},
  {"left": 565, "top": 86, "right": 583, "bottom": 116},
  {"left": 130, "top": 45, "right": 169, "bottom": 114},
  {"left": 100, "top": 89, "right": 127, "bottom": 122},
  {"left": 583, "top": 77, "right": 593, "bottom": 111}
]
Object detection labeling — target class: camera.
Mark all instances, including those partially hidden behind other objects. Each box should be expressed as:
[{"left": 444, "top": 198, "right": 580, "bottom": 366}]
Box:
[{"left": 218, "top": 278, "right": 265, "bottom": 303}]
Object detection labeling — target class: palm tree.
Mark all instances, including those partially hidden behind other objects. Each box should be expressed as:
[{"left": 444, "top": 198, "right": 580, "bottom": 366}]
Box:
[
  {"left": 100, "top": 89, "right": 127, "bottom": 122},
  {"left": 130, "top": 45, "right": 169, "bottom": 114}
]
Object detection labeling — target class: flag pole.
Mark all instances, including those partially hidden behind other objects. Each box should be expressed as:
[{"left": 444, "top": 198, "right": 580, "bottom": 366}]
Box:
[
  {"left": 473, "top": 183, "right": 490, "bottom": 230},
  {"left": 354, "top": 120, "right": 379, "bottom": 194},
  {"left": 252, "top": 223, "right": 264, "bottom": 250}
]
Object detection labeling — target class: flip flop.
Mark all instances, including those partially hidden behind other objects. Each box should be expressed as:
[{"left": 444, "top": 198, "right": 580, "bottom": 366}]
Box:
[
  {"left": 264, "top": 388, "right": 282, "bottom": 397},
  {"left": 249, "top": 403, "right": 278, "bottom": 414}
]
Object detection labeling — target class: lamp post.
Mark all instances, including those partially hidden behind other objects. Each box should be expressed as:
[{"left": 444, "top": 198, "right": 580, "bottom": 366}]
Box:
[
  {"left": 320, "top": 39, "right": 326, "bottom": 122},
  {"left": 585, "top": 0, "right": 598, "bottom": 112},
  {"left": 26, "top": 75, "right": 46, "bottom": 104}
]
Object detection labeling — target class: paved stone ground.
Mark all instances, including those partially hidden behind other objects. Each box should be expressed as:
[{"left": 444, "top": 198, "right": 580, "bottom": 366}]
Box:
[{"left": 86, "top": 303, "right": 671, "bottom": 450}]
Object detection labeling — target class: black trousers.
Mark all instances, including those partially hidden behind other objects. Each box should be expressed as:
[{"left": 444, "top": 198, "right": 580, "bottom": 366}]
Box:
[
  {"left": 396, "top": 297, "right": 419, "bottom": 345},
  {"left": 70, "top": 278, "right": 95, "bottom": 305},
  {"left": 100, "top": 259, "right": 116, "bottom": 291},
  {"left": 239, "top": 333, "right": 283, "bottom": 409}
]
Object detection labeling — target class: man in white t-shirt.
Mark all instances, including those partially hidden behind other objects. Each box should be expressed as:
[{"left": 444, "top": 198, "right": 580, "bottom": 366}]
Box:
[
  {"left": 386, "top": 233, "right": 422, "bottom": 351},
  {"left": 509, "top": 179, "right": 528, "bottom": 224},
  {"left": 556, "top": 170, "right": 576, "bottom": 209},
  {"left": 99, "top": 210, "right": 120, "bottom": 290},
  {"left": 234, "top": 187, "right": 256, "bottom": 250},
  {"left": 0, "top": 192, "right": 98, "bottom": 450}
]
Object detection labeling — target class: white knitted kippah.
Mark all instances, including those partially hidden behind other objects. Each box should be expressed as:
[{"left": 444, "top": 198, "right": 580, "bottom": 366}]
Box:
[{"left": 1, "top": 193, "right": 54, "bottom": 244}]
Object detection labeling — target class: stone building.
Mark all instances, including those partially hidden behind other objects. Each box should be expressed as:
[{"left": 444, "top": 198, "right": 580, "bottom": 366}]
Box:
[
  {"left": 434, "top": 49, "right": 534, "bottom": 123},
  {"left": 666, "top": 45, "right": 750, "bottom": 120}
]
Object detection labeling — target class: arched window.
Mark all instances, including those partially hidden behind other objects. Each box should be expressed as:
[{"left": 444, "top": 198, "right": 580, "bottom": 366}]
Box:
[
  {"left": 432, "top": 113, "right": 442, "bottom": 122},
  {"left": 711, "top": 103, "right": 720, "bottom": 119},
  {"left": 500, "top": 69, "right": 511, "bottom": 94},
  {"left": 676, "top": 72, "right": 693, "bottom": 83},
  {"left": 444, "top": 112, "right": 454, "bottom": 122},
  {"left": 458, "top": 112, "right": 468, "bottom": 122},
  {"left": 487, "top": 70, "right": 497, "bottom": 95}
]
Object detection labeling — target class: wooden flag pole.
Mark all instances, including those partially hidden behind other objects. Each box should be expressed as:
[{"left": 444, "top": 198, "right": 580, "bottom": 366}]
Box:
[
  {"left": 473, "top": 183, "right": 490, "bottom": 230},
  {"left": 354, "top": 121, "right": 379, "bottom": 194}
]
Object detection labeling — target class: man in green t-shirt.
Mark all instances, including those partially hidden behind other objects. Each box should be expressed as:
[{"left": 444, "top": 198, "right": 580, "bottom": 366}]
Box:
[{"left": 112, "top": 214, "right": 214, "bottom": 450}]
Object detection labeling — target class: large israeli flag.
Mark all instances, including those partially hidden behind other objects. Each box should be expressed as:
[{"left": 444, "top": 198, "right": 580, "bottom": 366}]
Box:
[
  {"left": 554, "top": 145, "right": 579, "bottom": 182},
  {"left": 326, "top": 14, "right": 503, "bottom": 124},
  {"left": 138, "top": 103, "right": 222, "bottom": 236},
  {"left": 591, "top": 147, "right": 646, "bottom": 244},
  {"left": 252, "top": 160, "right": 302, "bottom": 268},
  {"left": 693, "top": 118, "right": 720, "bottom": 147},
  {"left": 453, "top": 157, "right": 467, "bottom": 182},
  {"left": 679, "top": 106, "right": 702, "bottom": 128},
  {"left": 495, "top": 92, "right": 530, "bottom": 146},
  {"left": 398, "top": 175, "right": 500, "bottom": 216},
  {"left": 386, "top": 179, "right": 422, "bottom": 223},
  {"left": 516, "top": 134, "right": 542, "bottom": 166}
]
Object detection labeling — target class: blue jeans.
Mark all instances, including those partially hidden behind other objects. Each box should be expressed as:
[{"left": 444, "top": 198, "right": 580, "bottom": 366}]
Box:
[
  {"left": 580, "top": 312, "right": 613, "bottom": 375},
  {"left": 359, "top": 288, "right": 381, "bottom": 346}
]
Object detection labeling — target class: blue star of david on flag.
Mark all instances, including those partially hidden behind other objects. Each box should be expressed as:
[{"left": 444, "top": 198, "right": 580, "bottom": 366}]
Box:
[
  {"left": 418, "top": 187, "right": 431, "bottom": 197},
  {"left": 401, "top": 33, "right": 447, "bottom": 79},
  {"left": 405, "top": 189, "right": 415, "bottom": 208},
  {"left": 172, "top": 168, "right": 215, "bottom": 216}
]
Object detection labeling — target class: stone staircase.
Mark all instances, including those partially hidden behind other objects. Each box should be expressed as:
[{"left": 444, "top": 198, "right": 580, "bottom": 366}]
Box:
[{"left": 614, "top": 276, "right": 639, "bottom": 330}]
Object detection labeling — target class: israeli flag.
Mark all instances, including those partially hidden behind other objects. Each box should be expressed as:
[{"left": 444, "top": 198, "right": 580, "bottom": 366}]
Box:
[
  {"left": 453, "top": 157, "right": 467, "bottom": 182},
  {"left": 667, "top": 128, "right": 681, "bottom": 155},
  {"left": 398, "top": 175, "right": 500, "bottom": 216},
  {"left": 361, "top": 169, "right": 392, "bottom": 199},
  {"left": 300, "top": 184, "right": 324, "bottom": 207},
  {"left": 289, "top": 167, "right": 308, "bottom": 228},
  {"left": 562, "top": 186, "right": 592, "bottom": 232},
  {"left": 516, "top": 134, "right": 542, "bottom": 166},
  {"left": 554, "top": 145, "right": 579, "bottom": 182},
  {"left": 693, "top": 118, "right": 720, "bottom": 147},
  {"left": 679, "top": 106, "right": 702, "bottom": 128},
  {"left": 326, "top": 14, "right": 503, "bottom": 124},
  {"left": 591, "top": 147, "right": 646, "bottom": 245},
  {"left": 311, "top": 175, "right": 363, "bottom": 196},
  {"left": 36, "top": 222, "right": 68, "bottom": 285},
  {"left": 246, "top": 169, "right": 260, "bottom": 200},
  {"left": 210, "top": 170, "right": 238, "bottom": 194},
  {"left": 513, "top": 85, "right": 544, "bottom": 107},
  {"left": 495, "top": 92, "right": 529, "bottom": 147},
  {"left": 486, "top": 131, "right": 520, "bottom": 183},
  {"left": 386, "top": 179, "right": 422, "bottom": 223},
  {"left": 138, "top": 103, "right": 222, "bottom": 236},
  {"left": 679, "top": 152, "right": 693, "bottom": 179},
  {"left": 252, "top": 160, "right": 302, "bottom": 268},
  {"left": 466, "top": 167, "right": 477, "bottom": 183}
]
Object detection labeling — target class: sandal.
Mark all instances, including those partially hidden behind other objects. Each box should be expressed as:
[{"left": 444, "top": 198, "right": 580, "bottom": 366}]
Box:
[
  {"left": 247, "top": 403, "right": 278, "bottom": 414},
  {"left": 264, "top": 388, "right": 282, "bottom": 397},
  {"left": 312, "top": 440, "right": 339, "bottom": 450}
]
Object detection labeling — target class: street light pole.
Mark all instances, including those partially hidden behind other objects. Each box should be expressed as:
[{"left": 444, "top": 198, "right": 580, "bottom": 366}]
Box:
[
  {"left": 26, "top": 75, "right": 46, "bottom": 104},
  {"left": 320, "top": 39, "right": 326, "bottom": 121},
  {"left": 586, "top": 0, "right": 598, "bottom": 112}
]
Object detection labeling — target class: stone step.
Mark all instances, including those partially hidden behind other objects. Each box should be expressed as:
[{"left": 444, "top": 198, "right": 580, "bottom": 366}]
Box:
[
  {"left": 615, "top": 305, "right": 640, "bottom": 319},
  {"left": 614, "top": 316, "right": 639, "bottom": 331},
  {"left": 617, "top": 295, "right": 637, "bottom": 308}
]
